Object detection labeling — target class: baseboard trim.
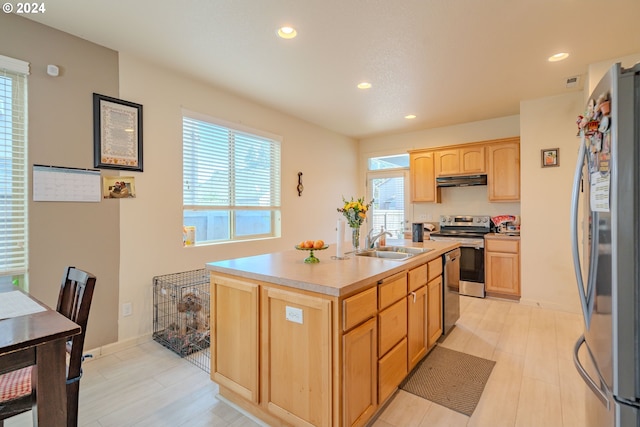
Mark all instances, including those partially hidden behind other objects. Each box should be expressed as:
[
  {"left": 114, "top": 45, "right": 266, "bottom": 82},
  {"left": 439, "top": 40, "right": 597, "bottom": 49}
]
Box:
[{"left": 84, "top": 333, "right": 153, "bottom": 361}]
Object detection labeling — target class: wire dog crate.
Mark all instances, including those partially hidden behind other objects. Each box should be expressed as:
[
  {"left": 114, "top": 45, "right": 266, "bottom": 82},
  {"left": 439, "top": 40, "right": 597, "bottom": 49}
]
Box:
[{"left": 153, "top": 269, "right": 210, "bottom": 373}]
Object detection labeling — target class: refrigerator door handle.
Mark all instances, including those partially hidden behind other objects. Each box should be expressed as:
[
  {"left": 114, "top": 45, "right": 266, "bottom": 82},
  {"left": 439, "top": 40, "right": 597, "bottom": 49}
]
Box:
[
  {"left": 570, "top": 140, "right": 592, "bottom": 327},
  {"left": 573, "top": 335, "right": 610, "bottom": 409}
]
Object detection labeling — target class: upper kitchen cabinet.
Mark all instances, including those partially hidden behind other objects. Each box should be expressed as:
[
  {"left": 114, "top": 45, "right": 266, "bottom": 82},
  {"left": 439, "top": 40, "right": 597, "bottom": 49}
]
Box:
[
  {"left": 487, "top": 138, "right": 520, "bottom": 202},
  {"left": 409, "top": 151, "right": 440, "bottom": 203},
  {"left": 435, "top": 146, "right": 485, "bottom": 177}
]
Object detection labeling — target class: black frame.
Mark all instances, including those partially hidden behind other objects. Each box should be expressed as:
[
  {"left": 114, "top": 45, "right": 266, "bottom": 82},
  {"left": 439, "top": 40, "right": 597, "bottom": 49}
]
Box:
[
  {"left": 93, "top": 93, "right": 143, "bottom": 171},
  {"left": 541, "top": 148, "right": 560, "bottom": 168}
]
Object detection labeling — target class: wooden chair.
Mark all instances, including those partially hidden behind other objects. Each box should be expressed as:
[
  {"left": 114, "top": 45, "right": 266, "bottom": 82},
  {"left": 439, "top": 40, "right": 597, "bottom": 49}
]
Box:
[{"left": 0, "top": 267, "right": 97, "bottom": 427}]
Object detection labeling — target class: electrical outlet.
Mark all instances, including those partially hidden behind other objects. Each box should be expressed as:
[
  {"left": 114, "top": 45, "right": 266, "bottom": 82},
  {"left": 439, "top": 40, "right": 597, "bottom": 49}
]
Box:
[
  {"left": 285, "top": 306, "right": 303, "bottom": 324},
  {"left": 122, "top": 302, "right": 132, "bottom": 317},
  {"left": 417, "top": 214, "right": 427, "bottom": 221}
]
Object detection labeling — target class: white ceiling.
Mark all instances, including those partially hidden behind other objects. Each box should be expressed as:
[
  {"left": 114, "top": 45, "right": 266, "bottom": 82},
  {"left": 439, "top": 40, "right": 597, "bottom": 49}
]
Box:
[{"left": 23, "top": 0, "right": 640, "bottom": 139}]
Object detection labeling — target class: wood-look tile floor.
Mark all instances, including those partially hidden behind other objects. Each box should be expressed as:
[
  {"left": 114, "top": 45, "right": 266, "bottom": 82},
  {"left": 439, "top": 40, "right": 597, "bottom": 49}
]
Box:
[{"left": 6, "top": 296, "right": 587, "bottom": 427}]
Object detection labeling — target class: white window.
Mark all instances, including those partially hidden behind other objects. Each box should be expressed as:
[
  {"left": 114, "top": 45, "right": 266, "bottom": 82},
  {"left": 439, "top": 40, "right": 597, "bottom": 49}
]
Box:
[
  {"left": 0, "top": 55, "right": 29, "bottom": 289},
  {"left": 182, "top": 111, "right": 281, "bottom": 245},
  {"left": 367, "top": 154, "right": 409, "bottom": 240}
]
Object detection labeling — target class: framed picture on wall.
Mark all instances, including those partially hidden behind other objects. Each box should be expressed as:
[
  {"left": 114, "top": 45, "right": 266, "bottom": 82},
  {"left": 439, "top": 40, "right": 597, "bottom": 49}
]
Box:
[
  {"left": 541, "top": 148, "right": 559, "bottom": 167},
  {"left": 93, "top": 93, "right": 143, "bottom": 171}
]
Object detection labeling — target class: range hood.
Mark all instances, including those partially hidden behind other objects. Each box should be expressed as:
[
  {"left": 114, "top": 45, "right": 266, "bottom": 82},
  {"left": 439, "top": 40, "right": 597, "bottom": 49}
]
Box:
[{"left": 436, "top": 174, "right": 487, "bottom": 187}]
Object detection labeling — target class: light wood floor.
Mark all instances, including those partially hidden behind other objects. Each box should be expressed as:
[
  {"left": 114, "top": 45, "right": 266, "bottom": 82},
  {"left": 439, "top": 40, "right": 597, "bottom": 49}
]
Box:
[{"left": 6, "top": 296, "right": 587, "bottom": 427}]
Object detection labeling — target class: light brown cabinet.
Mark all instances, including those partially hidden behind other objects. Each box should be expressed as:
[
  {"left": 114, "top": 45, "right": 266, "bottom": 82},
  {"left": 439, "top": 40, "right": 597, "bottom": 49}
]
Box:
[
  {"left": 427, "top": 275, "right": 443, "bottom": 348},
  {"left": 376, "top": 272, "right": 408, "bottom": 404},
  {"left": 409, "top": 137, "right": 520, "bottom": 203},
  {"left": 407, "top": 285, "right": 428, "bottom": 370},
  {"left": 210, "top": 253, "right": 447, "bottom": 427},
  {"left": 426, "top": 256, "right": 444, "bottom": 348},
  {"left": 407, "top": 264, "right": 428, "bottom": 370},
  {"left": 487, "top": 139, "right": 520, "bottom": 201},
  {"left": 410, "top": 151, "right": 440, "bottom": 203},
  {"left": 261, "top": 286, "right": 333, "bottom": 427},
  {"left": 485, "top": 235, "right": 521, "bottom": 298},
  {"left": 211, "top": 274, "right": 259, "bottom": 403},
  {"left": 435, "top": 146, "right": 485, "bottom": 176},
  {"left": 343, "top": 317, "right": 377, "bottom": 427},
  {"left": 342, "top": 285, "right": 378, "bottom": 427}
]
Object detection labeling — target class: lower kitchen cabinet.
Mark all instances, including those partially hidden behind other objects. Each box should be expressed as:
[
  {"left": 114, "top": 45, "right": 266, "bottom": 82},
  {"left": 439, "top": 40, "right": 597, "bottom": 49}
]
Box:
[
  {"left": 343, "top": 317, "right": 378, "bottom": 427},
  {"left": 210, "top": 252, "right": 449, "bottom": 427},
  {"left": 485, "top": 235, "right": 521, "bottom": 298},
  {"left": 261, "top": 286, "right": 333, "bottom": 427},
  {"left": 211, "top": 274, "right": 259, "bottom": 403},
  {"left": 427, "top": 275, "right": 443, "bottom": 348},
  {"left": 378, "top": 337, "right": 408, "bottom": 403},
  {"left": 407, "top": 285, "right": 428, "bottom": 370}
]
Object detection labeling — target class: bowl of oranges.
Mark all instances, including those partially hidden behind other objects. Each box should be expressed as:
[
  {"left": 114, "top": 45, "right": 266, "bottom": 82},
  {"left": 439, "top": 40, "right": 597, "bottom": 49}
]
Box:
[{"left": 295, "top": 240, "right": 328, "bottom": 263}]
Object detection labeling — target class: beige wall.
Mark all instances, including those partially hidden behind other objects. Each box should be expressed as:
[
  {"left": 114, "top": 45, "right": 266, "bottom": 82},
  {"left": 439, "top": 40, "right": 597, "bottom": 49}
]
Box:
[
  {"left": 519, "top": 92, "right": 584, "bottom": 312},
  {"left": 116, "top": 54, "right": 359, "bottom": 342},
  {"left": 0, "top": 14, "right": 120, "bottom": 348}
]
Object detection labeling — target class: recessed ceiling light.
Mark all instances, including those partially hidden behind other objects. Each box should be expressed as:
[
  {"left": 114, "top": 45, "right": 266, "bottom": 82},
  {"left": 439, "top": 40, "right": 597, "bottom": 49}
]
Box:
[
  {"left": 357, "top": 82, "right": 372, "bottom": 89},
  {"left": 277, "top": 26, "right": 297, "bottom": 39},
  {"left": 548, "top": 52, "right": 569, "bottom": 62},
  {"left": 404, "top": 114, "right": 416, "bottom": 119}
]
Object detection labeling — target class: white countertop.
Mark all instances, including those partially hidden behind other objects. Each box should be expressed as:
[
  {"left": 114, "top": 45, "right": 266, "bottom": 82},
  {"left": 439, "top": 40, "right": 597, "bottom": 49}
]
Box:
[{"left": 206, "top": 239, "right": 459, "bottom": 297}]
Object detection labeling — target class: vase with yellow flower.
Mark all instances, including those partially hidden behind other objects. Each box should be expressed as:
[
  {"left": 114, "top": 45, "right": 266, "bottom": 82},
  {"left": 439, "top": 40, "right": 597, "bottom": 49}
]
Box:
[{"left": 337, "top": 196, "right": 373, "bottom": 253}]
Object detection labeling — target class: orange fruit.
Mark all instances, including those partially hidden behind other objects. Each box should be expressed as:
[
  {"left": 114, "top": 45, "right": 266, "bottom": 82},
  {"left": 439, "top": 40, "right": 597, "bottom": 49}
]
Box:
[
  {"left": 304, "top": 240, "right": 314, "bottom": 248},
  {"left": 313, "top": 240, "right": 324, "bottom": 249}
]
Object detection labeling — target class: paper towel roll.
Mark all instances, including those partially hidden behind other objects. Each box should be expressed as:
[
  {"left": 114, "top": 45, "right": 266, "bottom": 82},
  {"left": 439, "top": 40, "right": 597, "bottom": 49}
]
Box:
[{"left": 336, "top": 219, "right": 345, "bottom": 258}]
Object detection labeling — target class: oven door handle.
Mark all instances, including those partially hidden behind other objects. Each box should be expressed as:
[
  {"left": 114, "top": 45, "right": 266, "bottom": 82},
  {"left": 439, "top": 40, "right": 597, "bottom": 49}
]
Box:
[{"left": 460, "top": 242, "right": 484, "bottom": 250}]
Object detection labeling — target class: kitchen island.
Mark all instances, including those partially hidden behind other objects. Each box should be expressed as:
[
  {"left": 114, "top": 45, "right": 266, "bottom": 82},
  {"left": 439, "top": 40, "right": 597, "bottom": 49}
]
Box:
[{"left": 206, "top": 239, "right": 459, "bottom": 427}]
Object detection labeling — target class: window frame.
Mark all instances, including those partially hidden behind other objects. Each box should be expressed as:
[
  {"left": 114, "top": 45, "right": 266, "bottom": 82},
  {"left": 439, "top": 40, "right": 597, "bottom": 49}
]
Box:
[
  {"left": 182, "top": 110, "right": 282, "bottom": 245},
  {"left": 0, "top": 55, "right": 29, "bottom": 289}
]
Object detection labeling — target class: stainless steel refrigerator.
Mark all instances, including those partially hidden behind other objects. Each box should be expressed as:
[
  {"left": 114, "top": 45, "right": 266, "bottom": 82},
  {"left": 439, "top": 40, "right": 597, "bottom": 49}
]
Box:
[{"left": 571, "top": 62, "right": 640, "bottom": 427}]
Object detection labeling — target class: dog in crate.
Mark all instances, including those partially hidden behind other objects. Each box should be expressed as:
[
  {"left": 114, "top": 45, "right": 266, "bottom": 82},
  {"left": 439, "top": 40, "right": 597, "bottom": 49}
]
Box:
[{"left": 177, "top": 291, "right": 208, "bottom": 335}]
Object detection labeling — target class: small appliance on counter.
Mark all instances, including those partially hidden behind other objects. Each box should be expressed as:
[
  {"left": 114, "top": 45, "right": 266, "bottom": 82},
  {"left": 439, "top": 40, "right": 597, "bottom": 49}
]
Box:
[{"left": 492, "top": 215, "right": 520, "bottom": 235}]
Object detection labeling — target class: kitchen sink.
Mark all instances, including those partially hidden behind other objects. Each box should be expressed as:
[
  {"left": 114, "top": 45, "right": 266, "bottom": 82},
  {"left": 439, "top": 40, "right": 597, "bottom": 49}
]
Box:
[
  {"left": 376, "top": 246, "right": 432, "bottom": 255},
  {"left": 355, "top": 250, "right": 412, "bottom": 260},
  {"left": 355, "top": 246, "right": 432, "bottom": 261}
]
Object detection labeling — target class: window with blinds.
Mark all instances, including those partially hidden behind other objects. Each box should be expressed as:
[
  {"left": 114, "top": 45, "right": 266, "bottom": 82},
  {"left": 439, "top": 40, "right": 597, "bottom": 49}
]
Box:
[
  {"left": 0, "top": 55, "right": 28, "bottom": 288},
  {"left": 182, "top": 112, "right": 281, "bottom": 244}
]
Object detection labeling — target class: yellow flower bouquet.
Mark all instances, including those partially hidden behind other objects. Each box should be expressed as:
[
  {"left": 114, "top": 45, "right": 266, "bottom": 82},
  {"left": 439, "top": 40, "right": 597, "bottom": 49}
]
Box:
[{"left": 337, "top": 196, "right": 373, "bottom": 228}]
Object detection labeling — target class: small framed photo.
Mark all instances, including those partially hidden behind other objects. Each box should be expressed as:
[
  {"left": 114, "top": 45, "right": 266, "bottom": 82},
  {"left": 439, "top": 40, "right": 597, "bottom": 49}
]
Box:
[
  {"left": 102, "top": 176, "right": 136, "bottom": 199},
  {"left": 93, "top": 93, "right": 143, "bottom": 171},
  {"left": 541, "top": 148, "right": 559, "bottom": 167}
]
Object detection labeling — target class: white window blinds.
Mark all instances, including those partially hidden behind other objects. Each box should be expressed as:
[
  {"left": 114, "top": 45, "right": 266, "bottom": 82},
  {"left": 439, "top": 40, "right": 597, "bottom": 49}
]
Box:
[
  {"left": 0, "top": 55, "right": 29, "bottom": 277},
  {"left": 182, "top": 111, "right": 281, "bottom": 243}
]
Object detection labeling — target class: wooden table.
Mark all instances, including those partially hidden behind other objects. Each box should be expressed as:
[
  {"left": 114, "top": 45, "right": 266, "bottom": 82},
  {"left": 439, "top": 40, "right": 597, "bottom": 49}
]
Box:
[{"left": 0, "top": 285, "right": 81, "bottom": 426}]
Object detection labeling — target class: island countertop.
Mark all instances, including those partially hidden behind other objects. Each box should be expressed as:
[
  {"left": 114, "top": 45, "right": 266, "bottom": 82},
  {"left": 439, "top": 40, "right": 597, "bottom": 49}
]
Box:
[{"left": 206, "top": 239, "right": 459, "bottom": 297}]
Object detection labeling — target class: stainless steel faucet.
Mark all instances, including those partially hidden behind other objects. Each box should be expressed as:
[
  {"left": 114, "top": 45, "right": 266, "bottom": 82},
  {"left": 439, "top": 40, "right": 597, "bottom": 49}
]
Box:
[{"left": 365, "top": 229, "right": 392, "bottom": 249}]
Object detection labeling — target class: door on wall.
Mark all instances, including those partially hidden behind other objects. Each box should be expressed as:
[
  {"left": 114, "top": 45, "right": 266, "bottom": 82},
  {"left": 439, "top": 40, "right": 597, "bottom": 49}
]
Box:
[{"left": 367, "top": 170, "right": 409, "bottom": 239}]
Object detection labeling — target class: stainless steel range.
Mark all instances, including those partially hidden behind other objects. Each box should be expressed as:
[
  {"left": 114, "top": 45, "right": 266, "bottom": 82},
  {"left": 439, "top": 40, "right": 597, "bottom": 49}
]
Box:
[{"left": 429, "top": 215, "right": 491, "bottom": 298}]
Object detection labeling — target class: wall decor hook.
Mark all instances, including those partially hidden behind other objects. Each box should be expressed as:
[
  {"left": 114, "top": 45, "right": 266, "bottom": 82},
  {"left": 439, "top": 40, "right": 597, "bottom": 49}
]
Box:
[{"left": 297, "top": 172, "right": 304, "bottom": 196}]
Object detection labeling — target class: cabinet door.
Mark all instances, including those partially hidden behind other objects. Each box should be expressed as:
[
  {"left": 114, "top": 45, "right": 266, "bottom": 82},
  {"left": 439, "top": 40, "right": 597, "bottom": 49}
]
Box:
[
  {"left": 261, "top": 287, "right": 332, "bottom": 427},
  {"left": 488, "top": 142, "right": 520, "bottom": 201},
  {"left": 435, "top": 149, "right": 460, "bottom": 176},
  {"left": 378, "top": 337, "right": 408, "bottom": 404},
  {"left": 410, "top": 151, "right": 439, "bottom": 203},
  {"left": 407, "top": 286, "right": 428, "bottom": 370},
  {"left": 378, "top": 298, "right": 407, "bottom": 357},
  {"left": 211, "top": 274, "right": 259, "bottom": 402},
  {"left": 427, "top": 276, "right": 443, "bottom": 348},
  {"left": 460, "top": 146, "right": 485, "bottom": 174},
  {"left": 343, "top": 318, "right": 378, "bottom": 427},
  {"left": 485, "top": 252, "right": 520, "bottom": 296}
]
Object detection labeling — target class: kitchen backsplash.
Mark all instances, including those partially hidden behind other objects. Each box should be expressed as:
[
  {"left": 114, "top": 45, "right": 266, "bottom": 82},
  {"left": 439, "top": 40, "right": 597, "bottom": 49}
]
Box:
[{"left": 411, "top": 185, "right": 521, "bottom": 224}]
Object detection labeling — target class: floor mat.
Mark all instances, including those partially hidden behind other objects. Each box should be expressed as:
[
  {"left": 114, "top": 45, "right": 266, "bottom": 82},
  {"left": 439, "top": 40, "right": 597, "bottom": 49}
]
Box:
[{"left": 400, "top": 345, "right": 496, "bottom": 416}]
